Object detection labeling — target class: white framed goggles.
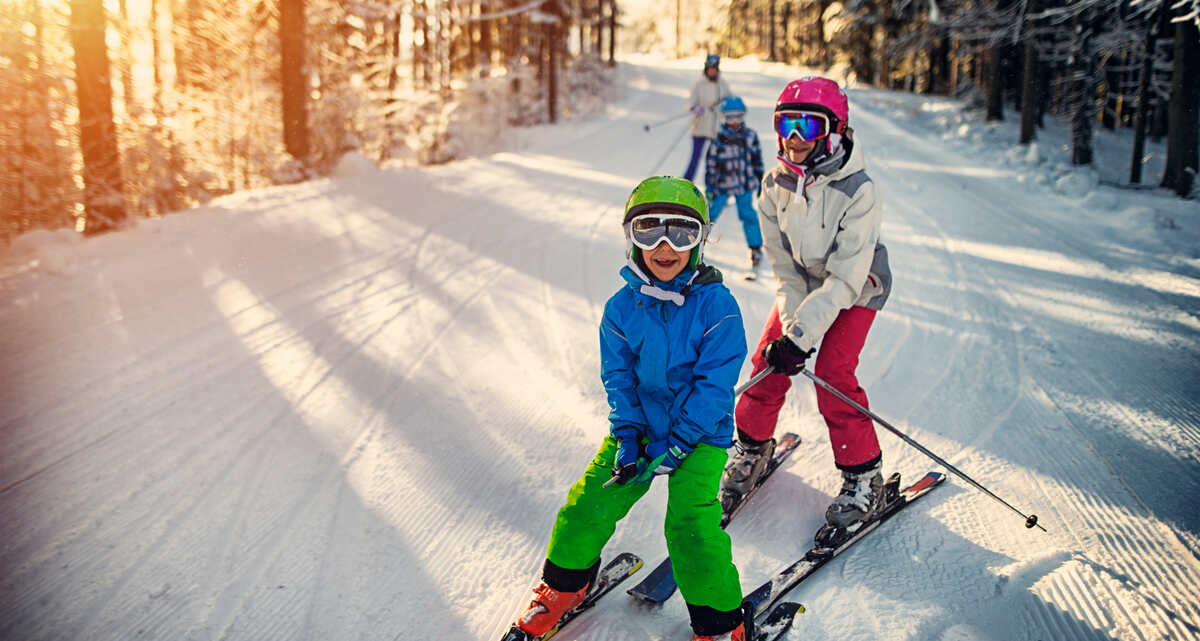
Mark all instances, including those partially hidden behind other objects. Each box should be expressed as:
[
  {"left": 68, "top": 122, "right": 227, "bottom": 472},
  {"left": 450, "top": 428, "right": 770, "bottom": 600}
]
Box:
[
  {"left": 626, "top": 213, "right": 706, "bottom": 252},
  {"left": 774, "top": 110, "right": 831, "bottom": 141}
]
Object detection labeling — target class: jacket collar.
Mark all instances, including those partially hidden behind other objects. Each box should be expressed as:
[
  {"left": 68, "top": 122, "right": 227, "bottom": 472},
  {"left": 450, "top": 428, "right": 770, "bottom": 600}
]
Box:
[{"left": 621, "top": 263, "right": 723, "bottom": 306}]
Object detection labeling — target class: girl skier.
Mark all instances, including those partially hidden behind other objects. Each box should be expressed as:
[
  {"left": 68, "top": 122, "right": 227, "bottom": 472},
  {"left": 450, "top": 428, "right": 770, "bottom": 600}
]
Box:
[
  {"left": 504, "top": 176, "right": 750, "bottom": 641},
  {"left": 721, "top": 76, "right": 893, "bottom": 546}
]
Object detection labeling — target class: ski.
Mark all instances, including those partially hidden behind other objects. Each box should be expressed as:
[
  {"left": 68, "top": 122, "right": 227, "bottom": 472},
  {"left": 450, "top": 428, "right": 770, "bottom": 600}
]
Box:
[
  {"left": 750, "top": 601, "right": 804, "bottom": 641},
  {"left": 499, "top": 552, "right": 644, "bottom": 641},
  {"left": 626, "top": 433, "right": 801, "bottom": 603},
  {"left": 741, "top": 471, "right": 945, "bottom": 618}
]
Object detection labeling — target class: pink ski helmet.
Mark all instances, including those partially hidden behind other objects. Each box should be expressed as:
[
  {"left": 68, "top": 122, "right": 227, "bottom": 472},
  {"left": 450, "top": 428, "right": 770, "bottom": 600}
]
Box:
[{"left": 773, "top": 77, "right": 849, "bottom": 173}]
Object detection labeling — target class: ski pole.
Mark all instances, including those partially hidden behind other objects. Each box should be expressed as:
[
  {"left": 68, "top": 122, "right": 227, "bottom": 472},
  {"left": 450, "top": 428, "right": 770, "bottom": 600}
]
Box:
[
  {"left": 735, "top": 366, "right": 774, "bottom": 397},
  {"left": 643, "top": 110, "right": 693, "bottom": 131},
  {"left": 647, "top": 122, "right": 690, "bottom": 174},
  {"left": 799, "top": 367, "right": 1046, "bottom": 532}
]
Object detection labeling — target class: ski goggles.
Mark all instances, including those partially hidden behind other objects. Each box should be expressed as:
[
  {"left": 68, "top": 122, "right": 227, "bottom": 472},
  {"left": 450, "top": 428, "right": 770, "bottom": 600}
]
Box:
[
  {"left": 774, "top": 111, "right": 830, "bottom": 141},
  {"left": 627, "top": 213, "right": 705, "bottom": 252}
]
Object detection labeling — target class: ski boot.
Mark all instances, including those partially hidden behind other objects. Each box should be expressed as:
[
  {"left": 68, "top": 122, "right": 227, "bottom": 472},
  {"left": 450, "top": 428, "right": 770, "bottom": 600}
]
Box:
[
  {"left": 744, "top": 247, "right": 764, "bottom": 280},
  {"left": 510, "top": 581, "right": 589, "bottom": 637},
  {"left": 693, "top": 622, "right": 747, "bottom": 641},
  {"left": 814, "top": 461, "right": 884, "bottom": 549},
  {"left": 720, "top": 435, "right": 776, "bottom": 513}
]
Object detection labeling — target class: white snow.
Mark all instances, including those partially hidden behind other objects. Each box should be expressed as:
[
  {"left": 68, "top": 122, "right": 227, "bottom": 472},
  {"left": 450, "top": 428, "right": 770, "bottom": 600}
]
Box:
[
  {"left": 331, "top": 151, "right": 378, "bottom": 179},
  {"left": 2, "top": 56, "right": 1198, "bottom": 641}
]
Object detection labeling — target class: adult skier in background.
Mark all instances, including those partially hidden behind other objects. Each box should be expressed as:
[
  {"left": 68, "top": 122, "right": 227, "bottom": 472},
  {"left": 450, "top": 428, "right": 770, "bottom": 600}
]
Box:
[
  {"left": 503, "top": 177, "right": 750, "bottom": 641},
  {"left": 721, "top": 77, "right": 894, "bottom": 545},
  {"left": 704, "top": 95, "right": 766, "bottom": 278},
  {"left": 683, "top": 54, "right": 731, "bottom": 184}
]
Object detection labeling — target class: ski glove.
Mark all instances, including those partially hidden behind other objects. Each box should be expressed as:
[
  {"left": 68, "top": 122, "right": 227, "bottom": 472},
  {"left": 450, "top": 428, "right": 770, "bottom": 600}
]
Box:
[
  {"left": 610, "top": 426, "right": 646, "bottom": 486},
  {"left": 763, "top": 336, "right": 814, "bottom": 377},
  {"left": 633, "top": 434, "right": 694, "bottom": 483}
]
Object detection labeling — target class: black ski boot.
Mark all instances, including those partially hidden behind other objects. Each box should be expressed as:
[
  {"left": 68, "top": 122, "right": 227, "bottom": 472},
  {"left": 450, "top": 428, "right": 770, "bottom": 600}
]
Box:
[{"left": 720, "top": 435, "right": 776, "bottom": 513}]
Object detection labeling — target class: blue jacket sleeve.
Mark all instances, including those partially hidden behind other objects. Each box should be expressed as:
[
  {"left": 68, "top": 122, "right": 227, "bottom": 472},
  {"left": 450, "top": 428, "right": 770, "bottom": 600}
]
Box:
[
  {"left": 600, "top": 296, "right": 648, "bottom": 433},
  {"left": 671, "top": 292, "right": 747, "bottom": 447}
]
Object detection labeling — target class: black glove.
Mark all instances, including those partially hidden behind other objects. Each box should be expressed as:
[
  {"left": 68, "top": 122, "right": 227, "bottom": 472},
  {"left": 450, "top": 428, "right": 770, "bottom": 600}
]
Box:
[{"left": 763, "top": 336, "right": 813, "bottom": 376}]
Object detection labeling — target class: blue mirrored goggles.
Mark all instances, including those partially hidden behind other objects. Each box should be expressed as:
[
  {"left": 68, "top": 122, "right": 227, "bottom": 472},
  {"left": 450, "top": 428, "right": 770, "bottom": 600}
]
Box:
[
  {"left": 627, "top": 214, "right": 705, "bottom": 252},
  {"left": 774, "top": 111, "right": 830, "bottom": 141}
]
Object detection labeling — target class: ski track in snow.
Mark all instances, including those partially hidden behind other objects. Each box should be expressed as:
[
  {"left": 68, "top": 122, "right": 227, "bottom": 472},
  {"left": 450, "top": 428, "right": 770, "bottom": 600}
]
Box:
[{"left": 1, "top": 58, "right": 1197, "bottom": 641}]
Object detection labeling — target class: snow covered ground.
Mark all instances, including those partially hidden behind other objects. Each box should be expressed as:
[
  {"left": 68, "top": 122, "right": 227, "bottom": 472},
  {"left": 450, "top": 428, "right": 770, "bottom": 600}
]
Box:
[{"left": 1, "top": 56, "right": 1198, "bottom": 641}]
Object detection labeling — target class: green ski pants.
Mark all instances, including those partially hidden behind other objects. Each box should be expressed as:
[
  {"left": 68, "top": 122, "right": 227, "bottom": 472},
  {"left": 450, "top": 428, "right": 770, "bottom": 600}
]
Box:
[{"left": 545, "top": 435, "right": 742, "bottom": 611}]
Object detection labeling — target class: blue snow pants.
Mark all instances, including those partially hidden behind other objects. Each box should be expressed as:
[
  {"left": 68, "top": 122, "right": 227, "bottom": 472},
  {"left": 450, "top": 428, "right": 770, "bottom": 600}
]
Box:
[
  {"left": 683, "top": 136, "right": 708, "bottom": 182},
  {"left": 708, "top": 191, "right": 763, "bottom": 249}
]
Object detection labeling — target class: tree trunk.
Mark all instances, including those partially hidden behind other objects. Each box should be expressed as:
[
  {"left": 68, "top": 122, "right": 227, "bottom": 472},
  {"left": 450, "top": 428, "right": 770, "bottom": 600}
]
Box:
[
  {"left": 1069, "top": 11, "right": 1096, "bottom": 165},
  {"left": 1130, "top": 0, "right": 1164, "bottom": 184},
  {"left": 69, "top": 0, "right": 127, "bottom": 233},
  {"left": 1161, "top": 15, "right": 1200, "bottom": 196},
  {"left": 1019, "top": 3, "right": 1038, "bottom": 144},
  {"left": 675, "top": 0, "right": 681, "bottom": 59},
  {"left": 779, "top": 2, "right": 790, "bottom": 61},
  {"left": 280, "top": 0, "right": 308, "bottom": 160},
  {"left": 595, "top": 0, "right": 603, "bottom": 54},
  {"left": 608, "top": 0, "right": 616, "bottom": 66},
  {"left": 986, "top": 46, "right": 1004, "bottom": 121},
  {"left": 481, "top": 2, "right": 493, "bottom": 70},
  {"left": 545, "top": 10, "right": 558, "bottom": 123},
  {"left": 768, "top": 0, "right": 777, "bottom": 61}
]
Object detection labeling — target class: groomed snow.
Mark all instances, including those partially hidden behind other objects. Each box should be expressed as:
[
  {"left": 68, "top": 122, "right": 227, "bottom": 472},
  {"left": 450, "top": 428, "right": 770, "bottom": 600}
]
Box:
[{"left": 1, "top": 56, "right": 1198, "bottom": 641}]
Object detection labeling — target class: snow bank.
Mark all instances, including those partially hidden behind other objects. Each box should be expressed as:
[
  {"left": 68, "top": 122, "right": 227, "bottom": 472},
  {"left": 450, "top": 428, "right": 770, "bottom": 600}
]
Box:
[
  {"left": 5, "top": 227, "right": 82, "bottom": 276},
  {"left": 331, "top": 151, "right": 378, "bottom": 178}
]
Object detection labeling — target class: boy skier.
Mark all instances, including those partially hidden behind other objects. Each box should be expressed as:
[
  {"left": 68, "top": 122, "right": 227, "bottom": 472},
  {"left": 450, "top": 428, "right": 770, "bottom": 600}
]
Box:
[
  {"left": 503, "top": 176, "right": 750, "bottom": 641},
  {"left": 721, "top": 77, "right": 893, "bottom": 547},
  {"left": 704, "top": 95, "right": 766, "bottom": 279},
  {"left": 683, "top": 54, "right": 732, "bottom": 184}
]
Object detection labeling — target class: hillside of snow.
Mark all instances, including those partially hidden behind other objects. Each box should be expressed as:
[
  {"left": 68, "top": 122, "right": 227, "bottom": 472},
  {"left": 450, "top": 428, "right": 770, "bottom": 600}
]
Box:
[{"left": 1, "top": 57, "right": 1198, "bottom": 641}]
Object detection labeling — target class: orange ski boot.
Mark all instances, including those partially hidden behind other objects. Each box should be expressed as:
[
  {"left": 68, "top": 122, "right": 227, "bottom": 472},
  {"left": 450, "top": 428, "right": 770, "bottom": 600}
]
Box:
[
  {"left": 514, "top": 581, "right": 590, "bottom": 637},
  {"left": 693, "top": 622, "right": 747, "bottom": 641}
]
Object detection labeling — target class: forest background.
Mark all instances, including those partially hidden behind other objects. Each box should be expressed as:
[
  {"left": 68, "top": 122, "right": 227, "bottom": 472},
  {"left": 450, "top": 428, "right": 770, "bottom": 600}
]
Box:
[{"left": 1, "top": 0, "right": 1197, "bottom": 241}]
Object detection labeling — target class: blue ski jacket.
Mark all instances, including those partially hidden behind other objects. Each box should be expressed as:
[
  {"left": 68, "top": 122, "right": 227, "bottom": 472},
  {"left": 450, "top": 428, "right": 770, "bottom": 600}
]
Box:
[
  {"left": 704, "top": 124, "right": 765, "bottom": 198},
  {"left": 600, "top": 263, "right": 747, "bottom": 450}
]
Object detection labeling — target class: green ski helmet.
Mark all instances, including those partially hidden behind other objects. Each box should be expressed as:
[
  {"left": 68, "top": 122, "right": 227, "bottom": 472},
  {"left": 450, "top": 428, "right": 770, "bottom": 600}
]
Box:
[{"left": 623, "top": 176, "right": 710, "bottom": 271}]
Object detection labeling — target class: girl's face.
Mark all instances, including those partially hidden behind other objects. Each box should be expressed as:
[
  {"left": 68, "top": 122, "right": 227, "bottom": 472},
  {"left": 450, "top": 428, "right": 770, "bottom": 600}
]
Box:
[
  {"left": 785, "top": 136, "right": 818, "bottom": 164},
  {"left": 644, "top": 241, "right": 690, "bottom": 282}
]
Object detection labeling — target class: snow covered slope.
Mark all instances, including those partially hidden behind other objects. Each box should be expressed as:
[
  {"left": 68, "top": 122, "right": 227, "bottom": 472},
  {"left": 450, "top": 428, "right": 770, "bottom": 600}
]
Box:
[{"left": 1, "top": 57, "right": 1197, "bottom": 641}]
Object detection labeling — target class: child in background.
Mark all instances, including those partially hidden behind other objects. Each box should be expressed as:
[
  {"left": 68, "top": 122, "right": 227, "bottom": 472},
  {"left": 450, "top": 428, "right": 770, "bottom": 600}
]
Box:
[
  {"left": 503, "top": 176, "right": 750, "bottom": 641},
  {"left": 704, "top": 95, "right": 766, "bottom": 279},
  {"left": 683, "top": 54, "right": 731, "bottom": 184}
]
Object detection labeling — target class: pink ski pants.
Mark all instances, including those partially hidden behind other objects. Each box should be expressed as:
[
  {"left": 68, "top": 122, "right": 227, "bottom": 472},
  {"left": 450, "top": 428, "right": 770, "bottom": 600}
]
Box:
[{"left": 734, "top": 301, "right": 882, "bottom": 469}]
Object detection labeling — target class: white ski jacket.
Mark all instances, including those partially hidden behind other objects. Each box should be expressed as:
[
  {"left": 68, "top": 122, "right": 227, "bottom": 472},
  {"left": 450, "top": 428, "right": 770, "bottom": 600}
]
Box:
[
  {"left": 757, "top": 139, "right": 892, "bottom": 352},
  {"left": 688, "top": 75, "right": 731, "bottom": 139}
]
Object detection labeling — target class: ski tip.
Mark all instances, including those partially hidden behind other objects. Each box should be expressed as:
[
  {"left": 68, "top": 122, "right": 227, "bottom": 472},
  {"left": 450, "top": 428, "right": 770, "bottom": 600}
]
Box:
[
  {"left": 769, "top": 601, "right": 805, "bottom": 617},
  {"left": 625, "top": 588, "right": 664, "bottom": 604},
  {"left": 752, "top": 601, "right": 804, "bottom": 641}
]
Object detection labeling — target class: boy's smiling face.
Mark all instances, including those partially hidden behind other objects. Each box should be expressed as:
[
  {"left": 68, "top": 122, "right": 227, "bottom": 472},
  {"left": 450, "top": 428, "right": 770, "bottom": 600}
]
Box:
[{"left": 644, "top": 241, "right": 690, "bottom": 282}]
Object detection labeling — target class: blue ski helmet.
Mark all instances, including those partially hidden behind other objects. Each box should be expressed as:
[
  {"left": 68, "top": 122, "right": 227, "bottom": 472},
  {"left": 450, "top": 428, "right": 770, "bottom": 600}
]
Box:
[{"left": 720, "top": 95, "right": 747, "bottom": 117}]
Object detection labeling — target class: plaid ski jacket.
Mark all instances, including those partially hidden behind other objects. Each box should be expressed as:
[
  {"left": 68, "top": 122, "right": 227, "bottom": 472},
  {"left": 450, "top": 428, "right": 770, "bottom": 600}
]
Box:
[{"left": 704, "top": 124, "right": 765, "bottom": 198}]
